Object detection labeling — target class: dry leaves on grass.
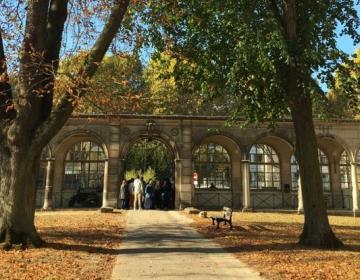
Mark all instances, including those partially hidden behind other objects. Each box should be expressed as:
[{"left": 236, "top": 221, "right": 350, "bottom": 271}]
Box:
[
  {"left": 190, "top": 212, "right": 360, "bottom": 280},
  {"left": 0, "top": 210, "right": 127, "bottom": 280}
]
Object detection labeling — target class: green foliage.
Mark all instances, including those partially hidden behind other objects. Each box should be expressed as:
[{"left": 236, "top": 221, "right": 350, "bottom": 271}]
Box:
[
  {"left": 136, "top": 0, "right": 359, "bottom": 122},
  {"left": 57, "top": 2, "right": 359, "bottom": 120},
  {"left": 56, "top": 52, "right": 146, "bottom": 114},
  {"left": 326, "top": 48, "right": 360, "bottom": 119},
  {"left": 124, "top": 169, "right": 140, "bottom": 181},
  {"left": 143, "top": 167, "right": 156, "bottom": 182},
  {"left": 58, "top": 50, "right": 224, "bottom": 115},
  {"left": 124, "top": 167, "right": 156, "bottom": 182},
  {"left": 143, "top": 51, "right": 227, "bottom": 115},
  {"left": 144, "top": 52, "right": 189, "bottom": 114},
  {"left": 125, "top": 139, "right": 174, "bottom": 180},
  {"left": 88, "top": 53, "right": 146, "bottom": 113}
]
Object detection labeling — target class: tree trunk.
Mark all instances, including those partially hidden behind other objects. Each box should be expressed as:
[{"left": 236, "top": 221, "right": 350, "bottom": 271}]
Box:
[
  {"left": 281, "top": 0, "right": 342, "bottom": 249},
  {"left": 290, "top": 94, "right": 343, "bottom": 249},
  {"left": 0, "top": 143, "right": 43, "bottom": 250}
]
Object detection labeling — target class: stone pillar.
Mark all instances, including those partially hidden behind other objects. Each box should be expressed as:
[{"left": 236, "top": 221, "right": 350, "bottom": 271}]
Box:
[
  {"left": 101, "top": 159, "right": 110, "bottom": 208},
  {"left": 117, "top": 158, "right": 126, "bottom": 186},
  {"left": 174, "top": 159, "right": 182, "bottom": 208},
  {"left": 105, "top": 157, "right": 125, "bottom": 209},
  {"left": 176, "top": 158, "right": 193, "bottom": 209},
  {"left": 231, "top": 157, "right": 242, "bottom": 209},
  {"left": 175, "top": 124, "right": 193, "bottom": 209},
  {"left": 101, "top": 125, "right": 122, "bottom": 211},
  {"left": 297, "top": 176, "right": 304, "bottom": 214},
  {"left": 42, "top": 159, "right": 55, "bottom": 210},
  {"left": 241, "top": 159, "right": 251, "bottom": 211},
  {"left": 351, "top": 163, "right": 359, "bottom": 216}
]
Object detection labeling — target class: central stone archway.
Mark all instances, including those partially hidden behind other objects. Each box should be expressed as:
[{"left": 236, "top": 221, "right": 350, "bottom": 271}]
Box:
[
  {"left": 122, "top": 137, "right": 176, "bottom": 209},
  {"left": 119, "top": 126, "right": 184, "bottom": 208}
]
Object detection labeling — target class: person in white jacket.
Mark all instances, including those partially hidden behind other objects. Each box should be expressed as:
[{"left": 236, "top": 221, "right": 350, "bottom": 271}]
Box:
[{"left": 133, "top": 175, "right": 144, "bottom": 210}]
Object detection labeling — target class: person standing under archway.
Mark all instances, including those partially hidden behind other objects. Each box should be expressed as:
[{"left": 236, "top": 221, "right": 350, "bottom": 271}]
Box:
[
  {"left": 133, "top": 175, "right": 144, "bottom": 210},
  {"left": 118, "top": 180, "right": 129, "bottom": 209}
]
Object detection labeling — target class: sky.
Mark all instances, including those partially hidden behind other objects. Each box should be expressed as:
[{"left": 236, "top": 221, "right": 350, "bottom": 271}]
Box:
[
  {"left": 336, "top": 25, "right": 359, "bottom": 55},
  {"left": 1, "top": 2, "right": 358, "bottom": 77},
  {"left": 317, "top": 4, "right": 360, "bottom": 91},
  {"left": 319, "top": 27, "right": 358, "bottom": 91},
  {"left": 337, "top": 3, "right": 360, "bottom": 55},
  {"left": 337, "top": 34, "right": 359, "bottom": 55}
]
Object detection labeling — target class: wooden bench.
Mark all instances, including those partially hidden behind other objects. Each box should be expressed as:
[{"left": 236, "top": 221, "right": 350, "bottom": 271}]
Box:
[{"left": 210, "top": 207, "right": 233, "bottom": 229}]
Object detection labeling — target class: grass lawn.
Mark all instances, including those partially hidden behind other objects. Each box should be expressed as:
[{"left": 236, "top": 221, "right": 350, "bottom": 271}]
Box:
[
  {"left": 189, "top": 211, "right": 360, "bottom": 280},
  {"left": 0, "top": 210, "right": 126, "bottom": 280}
]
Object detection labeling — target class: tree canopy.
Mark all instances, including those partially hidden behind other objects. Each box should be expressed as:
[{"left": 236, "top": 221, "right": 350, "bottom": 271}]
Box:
[
  {"left": 134, "top": 1, "right": 359, "bottom": 122},
  {"left": 326, "top": 48, "right": 360, "bottom": 119},
  {"left": 57, "top": 52, "right": 146, "bottom": 113},
  {"left": 57, "top": 49, "right": 232, "bottom": 115}
]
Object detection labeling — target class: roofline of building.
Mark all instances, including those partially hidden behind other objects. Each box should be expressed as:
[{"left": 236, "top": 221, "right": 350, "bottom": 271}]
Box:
[{"left": 71, "top": 113, "right": 360, "bottom": 123}]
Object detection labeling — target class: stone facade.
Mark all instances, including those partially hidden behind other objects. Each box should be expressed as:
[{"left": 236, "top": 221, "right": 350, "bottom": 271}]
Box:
[{"left": 37, "top": 115, "right": 360, "bottom": 215}]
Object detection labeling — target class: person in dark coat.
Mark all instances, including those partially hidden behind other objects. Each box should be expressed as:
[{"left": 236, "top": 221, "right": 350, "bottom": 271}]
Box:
[
  {"left": 144, "top": 179, "right": 154, "bottom": 209},
  {"left": 161, "top": 178, "right": 172, "bottom": 210},
  {"left": 153, "top": 180, "right": 162, "bottom": 209},
  {"left": 119, "top": 179, "right": 129, "bottom": 209}
]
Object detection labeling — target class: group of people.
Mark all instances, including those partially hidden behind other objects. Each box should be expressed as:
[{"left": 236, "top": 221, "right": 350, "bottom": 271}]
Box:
[{"left": 118, "top": 175, "right": 174, "bottom": 210}]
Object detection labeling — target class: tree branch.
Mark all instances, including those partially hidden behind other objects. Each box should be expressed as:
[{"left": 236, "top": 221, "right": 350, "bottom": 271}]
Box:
[
  {"left": 17, "top": 0, "right": 50, "bottom": 126},
  {"left": 45, "top": 0, "right": 68, "bottom": 66},
  {"left": 21, "top": 0, "right": 50, "bottom": 56},
  {"left": 284, "top": 0, "right": 297, "bottom": 43},
  {"left": 0, "top": 30, "right": 15, "bottom": 120},
  {"left": 33, "top": 0, "right": 130, "bottom": 147},
  {"left": 267, "top": 0, "right": 285, "bottom": 31},
  {"left": 39, "top": 0, "right": 69, "bottom": 121},
  {"left": 80, "top": 0, "right": 131, "bottom": 79}
]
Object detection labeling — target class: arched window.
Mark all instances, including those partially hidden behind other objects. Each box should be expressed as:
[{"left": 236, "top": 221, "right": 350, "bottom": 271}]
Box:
[
  {"left": 36, "top": 147, "right": 51, "bottom": 188},
  {"left": 291, "top": 149, "right": 331, "bottom": 191},
  {"left": 339, "top": 151, "right": 351, "bottom": 189},
  {"left": 318, "top": 149, "right": 331, "bottom": 191},
  {"left": 290, "top": 155, "right": 299, "bottom": 190},
  {"left": 193, "top": 143, "right": 231, "bottom": 189},
  {"left": 63, "top": 141, "right": 106, "bottom": 190},
  {"left": 249, "top": 144, "right": 280, "bottom": 189}
]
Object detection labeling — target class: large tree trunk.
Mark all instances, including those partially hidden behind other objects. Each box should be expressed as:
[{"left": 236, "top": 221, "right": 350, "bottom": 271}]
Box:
[
  {"left": 282, "top": 0, "right": 342, "bottom": 249},
  {"left": 290, "top": 94, "right": 343, "bottom": 248},
  {"left": 0, "top": 140, "right": 43, "bottom": 250}
]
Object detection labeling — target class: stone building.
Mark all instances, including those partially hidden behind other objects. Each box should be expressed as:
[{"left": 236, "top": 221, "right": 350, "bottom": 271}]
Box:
[{"left": 37, "top": 114, "right": 360, "bottom": 215}]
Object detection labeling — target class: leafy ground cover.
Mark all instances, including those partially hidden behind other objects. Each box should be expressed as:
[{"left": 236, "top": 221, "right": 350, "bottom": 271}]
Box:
[
  {"left": 189, "top": 212, "right": 360, "bottom": 280},
  {"left": 0, "top": 210, "right": 126, "bottom": 280}
]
